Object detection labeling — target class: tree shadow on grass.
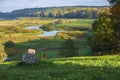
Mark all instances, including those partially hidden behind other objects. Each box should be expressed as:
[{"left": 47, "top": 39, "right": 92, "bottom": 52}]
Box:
[
  {"left": 52, "top": 55, "right": 120, "bottom": 62},
  {"left": 0, "top": 60, "right": 120, "bottom": 80}
]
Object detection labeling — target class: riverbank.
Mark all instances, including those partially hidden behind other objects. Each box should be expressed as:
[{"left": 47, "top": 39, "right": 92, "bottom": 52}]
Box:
[
  {"left": 26, "top": 25, "right": 62, "bottom": 36},
  {"left": 0, "top": 18, "right": 93, "bottom": 61}
]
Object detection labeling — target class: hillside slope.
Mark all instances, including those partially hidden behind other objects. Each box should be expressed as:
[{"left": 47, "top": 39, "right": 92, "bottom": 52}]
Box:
[{"left": 0, "top": 55, "right": 120, "bottom": 80}]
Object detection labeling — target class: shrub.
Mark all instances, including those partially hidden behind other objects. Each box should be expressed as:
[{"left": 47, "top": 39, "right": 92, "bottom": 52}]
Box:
[
  {"left": 4, "top": 47, "right": 16, "bottom": 56},
  {"left": 40, "top": 53, "right": 46, "bottom": 60},
  {"left": 59, "top": 38, "right": 78, "bottom": 57},
  {"left": 4, "top": 40, "right": 15, "bottom": 47},
  {"left": 40, "top": 25, "right": 54, "bottom": 31},
  {"left": 0, "top": 44, "right": 7, "bottom": 62}
]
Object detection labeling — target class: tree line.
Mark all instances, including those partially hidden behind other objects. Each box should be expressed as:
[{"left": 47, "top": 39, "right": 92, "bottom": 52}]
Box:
[{"left": 0, "top": 6, "right": 109, "bottom": 19}]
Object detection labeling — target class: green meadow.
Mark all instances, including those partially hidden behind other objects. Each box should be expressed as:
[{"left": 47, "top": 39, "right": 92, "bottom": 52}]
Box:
[
  {"left": 0, "top": 55, "right": 120, "bottom": 80},
  {"left": 0, "top": 18, "right": 120, "bottom": 80},
  {"left": 41, "top": 19, "right": 94, "bottom": 31},
  {"left": 0, "top": 18, "right": 93, "bottom": 60}
]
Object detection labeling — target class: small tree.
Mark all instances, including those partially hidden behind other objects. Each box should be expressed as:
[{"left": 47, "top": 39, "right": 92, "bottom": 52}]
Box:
[
  {"left": 88, "top": 13, "right": 116, "bottom": 55},
  {"left": 59, "top": 38, "right": 78, "bottom": 57},
  {"left": 0, "top": 44, "right": 7, "bottom": 62},
  {"left": 4, "top": 40, "right": 15, "bottom": 47}
]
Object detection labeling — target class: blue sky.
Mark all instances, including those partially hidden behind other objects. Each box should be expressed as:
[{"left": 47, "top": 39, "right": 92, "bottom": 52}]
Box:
[{"left": 0, "top": 0, "right": 109, "bottom": 12}]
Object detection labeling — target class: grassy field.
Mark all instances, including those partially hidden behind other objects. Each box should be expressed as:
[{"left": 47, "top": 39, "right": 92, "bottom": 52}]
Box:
[
  {"left": 41, "top": 19, "right": 94, "bottom": 31},
  {"left": 0, "top": 18, "right": 93, "bottom": 61},
  {"left": 0, "top": 18, "right": 56, "bottom": 36},
  {"left": 0, "top": 18, "right": 120, "bottom": 80},
  {"left": 0, "top": 55, "right": 120, "bottom": 80},
  {"left": 3, "top": 38, "right": 90, "bottom": 61},
  {"left": 0, "top": 18, "right": 93, "bottom": 37},
  {"left": 0, "top": 18, "right": 94, "bottom": 29},
  {"left": 0, "top": 18, "right": 56, "bottom": 27},
  {"left": 0, "top": 18, "right": 94, "bottom": 62},
  {"left": 55, "top": 19, "right": 94, "bottom": 27}
]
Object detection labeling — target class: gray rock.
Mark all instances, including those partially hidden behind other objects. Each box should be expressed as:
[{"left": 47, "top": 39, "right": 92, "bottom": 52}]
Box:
[
  {"left": 21, "top": 49, "right": 39, "bottom": 63},
  {"left": 28, "top": 49, "right": 36, "bottom": 55}
]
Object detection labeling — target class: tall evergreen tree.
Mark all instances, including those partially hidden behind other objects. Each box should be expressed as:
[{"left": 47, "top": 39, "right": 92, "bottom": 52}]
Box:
[{"left": 59, "top": 38, "right": 78, "bottom": 57}]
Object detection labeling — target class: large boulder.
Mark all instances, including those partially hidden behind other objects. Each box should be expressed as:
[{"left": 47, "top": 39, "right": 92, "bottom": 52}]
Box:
[{"left": 21, "top": 49, "right": 39, "bottom": 63}]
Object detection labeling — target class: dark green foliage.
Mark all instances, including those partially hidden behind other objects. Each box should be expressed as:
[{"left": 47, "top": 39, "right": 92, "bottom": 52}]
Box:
[
  {"left": 88, "top": 13, "right": 118, "bottom": 55},
  {"left": 108, "top": 0, "right": 120, "bottom": 4},
  {"left": 16, "top": 60, "right": 54, "bottom": 69},
  {"left": 40, "top": 24, "right": 54, "bottom": 31},
  {"left": 59, "top": 38, "right": 78, "bottom": 57},
  {"left": 17, "top": 62, "right": 39, "bottom": 67},
  {"left": 92, "top": 13, "right": 112, "bottom": 31},
  {"left": 4, "top": 40, "right": 15, "bottom": 47},
  {"left": 0, "top": 6, "right": 109, "bottom": 19},
  {"left": 108, "top": 0, "right": 120, "bottom": 53}
]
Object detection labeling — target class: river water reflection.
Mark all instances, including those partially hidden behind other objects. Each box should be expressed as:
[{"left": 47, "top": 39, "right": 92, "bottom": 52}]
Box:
[{"left": 26, "top": 26, "right": 61, "bottom": 36}]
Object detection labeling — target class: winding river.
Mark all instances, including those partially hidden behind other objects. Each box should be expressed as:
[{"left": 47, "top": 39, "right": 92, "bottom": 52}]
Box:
[
  {"left": 4, "top": 26, "right": 62, "bottom": 61},
  {"left": 26, "top": 25, "right": 60, "bottom": 36}
]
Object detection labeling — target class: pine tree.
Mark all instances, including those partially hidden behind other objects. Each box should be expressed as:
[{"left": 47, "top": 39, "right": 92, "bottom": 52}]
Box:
[{"left": 59, "top": 38, "right": 78, "bottom": 57}]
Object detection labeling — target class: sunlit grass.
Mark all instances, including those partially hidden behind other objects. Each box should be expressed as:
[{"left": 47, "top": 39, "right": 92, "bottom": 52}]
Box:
[
  {"left": 37, "top": 50, "right": 59, "bottom": 59},
  {"left": 0, "top": 55, "right": 120, "bottom": 80},
  {"left": 51, "top": 55, "right": 120, "bottom": 67}
]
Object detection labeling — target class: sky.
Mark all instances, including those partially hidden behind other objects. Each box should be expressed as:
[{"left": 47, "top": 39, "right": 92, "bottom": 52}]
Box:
[{"left": 0, "top": 0, "right": 110, "bottom": 12}]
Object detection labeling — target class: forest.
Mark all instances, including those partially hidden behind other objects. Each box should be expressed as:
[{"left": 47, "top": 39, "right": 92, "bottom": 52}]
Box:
[{"left": 0, "top": 6, "right": 109, "bottom": 19}]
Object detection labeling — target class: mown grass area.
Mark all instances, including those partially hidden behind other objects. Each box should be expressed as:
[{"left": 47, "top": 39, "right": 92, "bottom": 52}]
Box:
[{"left": 0, "top": 55, "right": 120, "bottom": 80}]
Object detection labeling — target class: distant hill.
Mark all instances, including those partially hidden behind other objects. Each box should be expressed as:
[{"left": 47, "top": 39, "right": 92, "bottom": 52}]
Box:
[{"left": 0, "top": 6, "right": 109, "bottom": 19}]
